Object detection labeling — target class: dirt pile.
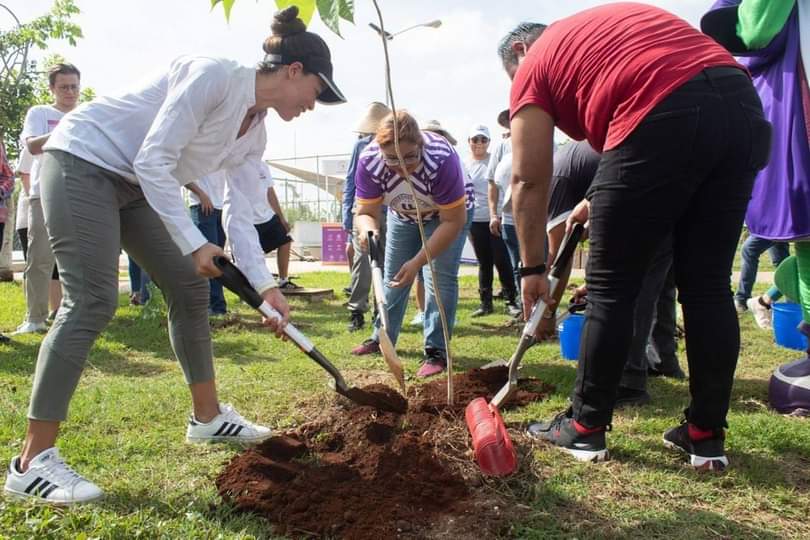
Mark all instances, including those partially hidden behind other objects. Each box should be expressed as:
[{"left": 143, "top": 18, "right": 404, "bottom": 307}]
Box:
[{"left": 216, "top": 367, "right": 552, "bottom": 539}]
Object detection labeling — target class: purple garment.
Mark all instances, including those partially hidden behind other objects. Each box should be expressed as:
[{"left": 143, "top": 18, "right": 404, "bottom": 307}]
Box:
[
  {"left": 710, "top": 1, "right": 810, "bottom": 240},
  {"left": 355, "top": 131, "right": 474, "bottom": 223}
]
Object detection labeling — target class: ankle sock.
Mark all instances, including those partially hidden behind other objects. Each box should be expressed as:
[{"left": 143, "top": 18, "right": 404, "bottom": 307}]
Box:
[
  {"left": 573, "top": 420, "right": 604, "bottom": 435},
  {"left": 688, "top": 423, "right": 718, "bottom": 441}
]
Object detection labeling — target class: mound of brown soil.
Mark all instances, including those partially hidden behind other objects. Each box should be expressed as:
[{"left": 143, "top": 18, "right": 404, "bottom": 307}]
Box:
[{"left": 216, "top": 367, "right": 552, "bottom": 539}]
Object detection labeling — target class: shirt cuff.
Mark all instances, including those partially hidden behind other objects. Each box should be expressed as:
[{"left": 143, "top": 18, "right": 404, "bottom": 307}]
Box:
[
  {"left": 177, "top": 226, "right": 209, "bottom": 256},
  {"left": 256, "top": 279, "right": 278, "bottom": 294}
]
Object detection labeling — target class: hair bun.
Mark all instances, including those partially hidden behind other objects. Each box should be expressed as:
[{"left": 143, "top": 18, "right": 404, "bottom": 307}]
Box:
[{"left": 271, "top": 6, "right": 307, "bottom": 37}]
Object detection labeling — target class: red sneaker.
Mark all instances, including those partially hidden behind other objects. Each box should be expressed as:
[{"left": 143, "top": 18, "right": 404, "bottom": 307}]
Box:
[
  {"left": 351, "top": 339, "right": 380, "bottom": 356},
  {"left": 417, "top": 348, "right": 447, "bottom": 378}
]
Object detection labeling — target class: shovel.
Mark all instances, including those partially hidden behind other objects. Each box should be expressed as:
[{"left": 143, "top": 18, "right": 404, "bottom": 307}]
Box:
[
  {"left": 214, "top": 257, "right": 407, "bottom": 414},
  {"left": 465, "top": 223, "right": 585, "bottom": 476},
  {"left": 367, "top": 231, "right": 406, "bottom": 392}
]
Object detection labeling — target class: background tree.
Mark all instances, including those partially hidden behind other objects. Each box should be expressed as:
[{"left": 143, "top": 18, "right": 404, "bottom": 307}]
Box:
[
  {"left": 211, "top": 0, "right": 354, "bottom": 37},
  {"left": 0, "top": 0, "right": 83, "bottom": 161}
]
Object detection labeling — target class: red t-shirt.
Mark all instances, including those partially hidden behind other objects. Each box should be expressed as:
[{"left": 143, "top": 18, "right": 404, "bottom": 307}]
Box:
[{"left": 510, "top": 2, "right": 744, "bottom": 152}]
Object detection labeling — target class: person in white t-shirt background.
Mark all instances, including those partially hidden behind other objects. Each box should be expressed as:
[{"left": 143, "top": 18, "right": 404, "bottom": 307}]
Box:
[
  {"left": 465, "top": 123, "right": 519, "bottom": 318},
  {"left": 186, "top": 170, "right": 229, "bottom": 314},
  {"left": 14, "top": 147, "right": 33, "bottom": 261},
  {"left": 3, "top": 6, "right": 346, "bottom": 505},
  {"left": 225, "top": 160, "right": 299, "bottom": 291},
  {"left": 13, "top": 64, "right": 81, "bottom": 335}
]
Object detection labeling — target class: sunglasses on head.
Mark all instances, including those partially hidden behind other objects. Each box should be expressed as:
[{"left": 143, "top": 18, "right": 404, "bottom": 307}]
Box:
[{"left": 471, "top": 136, "right": 489, "bottom": 144}]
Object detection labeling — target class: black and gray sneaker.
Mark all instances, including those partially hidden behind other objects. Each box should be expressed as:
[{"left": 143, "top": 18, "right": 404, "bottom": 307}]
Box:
[
  {"left": 278, "top": 278, "right": 302, "bottom": 290},
  {"left": 347, "top": 311, "right": 365, "bottom": 332},
  {"left": 527, "top": 410, "right": 610, "bottom": 462},
  {"left": 663, "top": 421, "right": 728, "bottom": 471}
]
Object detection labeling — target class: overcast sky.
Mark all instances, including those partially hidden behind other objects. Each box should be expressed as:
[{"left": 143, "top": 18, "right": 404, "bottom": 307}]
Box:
[{"left": 12, "top": 0, "right": 713, "bottom": 162}]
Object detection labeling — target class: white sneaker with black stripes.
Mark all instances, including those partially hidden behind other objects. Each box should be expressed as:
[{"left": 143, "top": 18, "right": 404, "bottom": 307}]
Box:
[
  {"left": 4, "top": 448, "right": 103, "bottom": 505},
  {"left": 185, "top": 403, "right": 272, "bottom": 444}
]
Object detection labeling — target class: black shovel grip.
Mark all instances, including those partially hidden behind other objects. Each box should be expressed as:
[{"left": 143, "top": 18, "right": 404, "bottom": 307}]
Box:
[
  {"left": 367, "top": 231, "right": 382, "bottom": 266},
  {"left": 213, "top": 256, "right": 263, "bottom": 309},
  {"left": 549, "top": 223, "right": 585, "bottom": 279}
]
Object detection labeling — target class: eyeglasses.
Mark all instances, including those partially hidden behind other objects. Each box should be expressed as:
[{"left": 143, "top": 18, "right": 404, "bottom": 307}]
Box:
[
  {"left": 471, "top": 136, "right": 489, "bottom": 144},
  {"left": 383, "top": 151, "right": 421, "bottom": 167},
  {"left": 55, "top": 84, "right": 80, "bottom": 92}
]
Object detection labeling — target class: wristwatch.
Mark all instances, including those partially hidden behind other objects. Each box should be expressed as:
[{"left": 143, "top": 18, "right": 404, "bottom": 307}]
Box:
[{"left": 517, "top": 262, "right": 547, "bottom": 277}]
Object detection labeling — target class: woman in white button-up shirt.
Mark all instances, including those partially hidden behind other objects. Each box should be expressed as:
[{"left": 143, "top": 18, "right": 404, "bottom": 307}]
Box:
[{"left": 4, "top": 7, "right": 346, "bottom": 504}]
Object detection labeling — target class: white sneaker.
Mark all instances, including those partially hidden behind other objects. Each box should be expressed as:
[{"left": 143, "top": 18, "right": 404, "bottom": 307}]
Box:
[
  {"left": 186, "top": 403, "right": 272, "bottom": 444},
  {"left": 12, "top": 321, "right": 47, "bottom": 335},
  {"left": 410, "top": 312, "right": 425, "bottom": 327},
  {"left": 746, "top": 297, "right": 772, "bottom": 330},
  {"left": 4, "top": 448, "right": 103, "bottom": 505}
]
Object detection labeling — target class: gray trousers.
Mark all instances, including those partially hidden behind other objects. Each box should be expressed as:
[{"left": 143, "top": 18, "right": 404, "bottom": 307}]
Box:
[
  {"left": 347, "top": 219, "right": 386, "bottom": 314},
  {"left": 29, "top": 150, "right": 214, "bottom": 421},
  {"left": 24, "top": 198, "right": 55, "bottom": 324}
]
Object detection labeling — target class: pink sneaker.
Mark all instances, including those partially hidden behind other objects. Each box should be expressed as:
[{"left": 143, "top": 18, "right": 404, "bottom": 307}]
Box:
[
  {"left": 417, "top": 348, "right": 447, "bottom": 378},
  {"left": 351, "top": 339, "right": 380, "bottom": 356}
]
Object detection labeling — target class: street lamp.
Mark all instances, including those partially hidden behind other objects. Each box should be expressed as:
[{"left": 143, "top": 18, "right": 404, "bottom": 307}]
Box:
[
  {"left": 369, "top": 19, "right": 442, "bottom": 105},
  {"left": 368, "top": 19, "right": 442, "bottom": 40}
]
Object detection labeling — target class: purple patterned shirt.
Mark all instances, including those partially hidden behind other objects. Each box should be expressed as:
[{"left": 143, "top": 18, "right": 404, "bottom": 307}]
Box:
[{"left": 355, "top": 131, "right": 474, "bottom": 222}]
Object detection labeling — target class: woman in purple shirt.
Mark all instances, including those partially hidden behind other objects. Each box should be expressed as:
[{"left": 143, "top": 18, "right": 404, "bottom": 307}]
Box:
[{"left": 350, "top": 111, "right": 474, "bottom": 377}]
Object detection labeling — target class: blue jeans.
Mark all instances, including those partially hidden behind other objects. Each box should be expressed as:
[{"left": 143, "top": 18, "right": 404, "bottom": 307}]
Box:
[
  {"left": 735, "top": 233, "right": 789, "bottom": 304},
  {"left": 501, "top": 223, "right": 521, "bottom": 296},
  {"left": 128, "top": 256, "right": 150, "bottom": 303},
  {"left": 190, "top": 205, "right": 227, "bottom": 314},
  {"left": 372, "top": 209, "right": 473, "bottom": 352}
]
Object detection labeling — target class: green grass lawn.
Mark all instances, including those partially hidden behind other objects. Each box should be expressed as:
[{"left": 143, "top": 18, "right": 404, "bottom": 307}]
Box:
[{"left": 1, "top": 272, "right": 808, "bottom": 539}]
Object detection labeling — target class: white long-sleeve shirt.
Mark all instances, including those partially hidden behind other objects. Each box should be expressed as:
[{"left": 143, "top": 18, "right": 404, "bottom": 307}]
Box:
[{"left": 45, "top": 55, "right": 277, "bottom": 291}]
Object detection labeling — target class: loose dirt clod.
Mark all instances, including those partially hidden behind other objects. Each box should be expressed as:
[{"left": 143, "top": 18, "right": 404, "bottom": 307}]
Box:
[{"left": 216, "top": 366, "right": 552, "bottom": 539}]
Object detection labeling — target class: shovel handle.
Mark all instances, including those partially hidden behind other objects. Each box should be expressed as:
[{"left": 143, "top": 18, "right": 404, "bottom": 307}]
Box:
[
  {"left": 522, "top": 224, "right": 585, "bottom": 337},
  {"left": 367, "top": 231, "right": 383, "bottom": 267},
  {"left": 214, "top": 256, "right": 313, "bottom": 352}
]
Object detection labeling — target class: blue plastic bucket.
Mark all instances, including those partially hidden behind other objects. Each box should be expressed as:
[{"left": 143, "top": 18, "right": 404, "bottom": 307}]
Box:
[
  {"left": 559, "top": 313, "right": 586, "bottom": 361},
  {"left": 772, "top": 302, "right": 808, "bottom": 351}
]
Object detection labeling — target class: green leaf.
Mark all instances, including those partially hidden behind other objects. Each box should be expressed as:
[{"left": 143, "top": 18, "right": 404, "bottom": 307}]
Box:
[
  {"left": 338, "top": 0, "right": 354, "bottom": 23},
  {"left": 316, "top": 0, "right": 342, "bottom": 37},
  {"left": 209, "top": 0, "right": 235, "bottom": 20},
  {"left": 275, "top": 0, "right": 316, "bottom": 25}
]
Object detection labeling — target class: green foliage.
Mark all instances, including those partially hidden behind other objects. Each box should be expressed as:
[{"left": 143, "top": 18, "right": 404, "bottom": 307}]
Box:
[
  {"left": 210, "top": 0, "right": 354, "bottom": 37},
  {"left": 0, "top": 0, "right": 83, "bottom": 160}
]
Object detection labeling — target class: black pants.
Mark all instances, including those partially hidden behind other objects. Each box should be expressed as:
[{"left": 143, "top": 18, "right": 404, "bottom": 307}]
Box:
[
  {"left": 572, "top": 67, "right": 771, "bottom": 429},
  {"left": 468, "top": 221, "right": 516, "bottom": 295},
  {"left": 18, "top": 227, "right": 28, "bottom": 261}
]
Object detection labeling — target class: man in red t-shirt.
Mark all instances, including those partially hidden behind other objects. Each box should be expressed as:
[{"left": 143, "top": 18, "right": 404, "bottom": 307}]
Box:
[{"left": 502, "top": 3, "right": 772, "bottom": 471}]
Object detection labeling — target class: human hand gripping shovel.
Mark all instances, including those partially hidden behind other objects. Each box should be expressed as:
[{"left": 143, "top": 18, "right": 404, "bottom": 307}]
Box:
[
  {"left": 367, "top": 231, "right": 406, "bottom": 392},
  {"left": 464, "top": 223, "right": 585, "bottom": 476},
  {"left": 214, "top": 256, "right": 407, "bottom": 414}
]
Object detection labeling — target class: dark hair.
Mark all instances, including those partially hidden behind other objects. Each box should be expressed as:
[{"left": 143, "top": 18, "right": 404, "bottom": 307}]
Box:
[
  {"left": 497, "top": 22, "right": 546, "bottom": 69},
  {"left": 497, "top": 109, "right": 510, "bottom": 129},
  {"left": 48, "top": 63, "right": 81, "bottom": 87},
  {"left": 258, "top": 5, "right": 332, "bottom": 75},
  {"left": 376, "top": 111, "right": 421, "bottom": 147}
]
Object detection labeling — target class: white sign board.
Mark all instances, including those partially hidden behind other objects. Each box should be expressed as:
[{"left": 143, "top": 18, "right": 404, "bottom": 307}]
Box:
[{"left": 321, "top": 158, "right": 350, "bottom": 177}]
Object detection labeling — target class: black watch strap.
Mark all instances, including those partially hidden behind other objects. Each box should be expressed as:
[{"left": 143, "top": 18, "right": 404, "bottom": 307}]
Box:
[{"left": 518, "top": 263, "right": 547, "bottom": 277}]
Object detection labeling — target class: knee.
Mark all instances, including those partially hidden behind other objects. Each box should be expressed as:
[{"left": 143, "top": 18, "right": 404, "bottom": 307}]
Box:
[
  {"left": 76, "top": 289, "right": 119, "bottom": 332},
  {"left": 166, "top": 275, "right": 209, "bottom": 312}
]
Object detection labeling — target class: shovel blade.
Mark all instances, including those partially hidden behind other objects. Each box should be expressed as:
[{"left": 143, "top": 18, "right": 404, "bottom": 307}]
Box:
[{"left": 378, "top": 329, "right": 406, "bottom": 392}]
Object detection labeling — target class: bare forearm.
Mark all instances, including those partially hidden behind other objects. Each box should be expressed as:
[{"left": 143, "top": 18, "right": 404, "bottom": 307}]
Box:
[
  {"left": 21, "top": 174, "right": 30, "bottom": 195},
  {"left": 267, "top": 188, "right": 284, "bottom": 220},
  {"left": 488, "top": 181, "right": 500, "bottom": 217},
  {"left": 26, "top": 135, "right": 49, "bottom": 155},
  {"left": 185, "top": 182, "right": 204, "bottom": 198},
  {"left": 356, "top": 203, "right": 382, "bottom": 236},
  {"left": 513, "top": 180, "right": 549, "bottom": 267},
  {"left": 410, "top": 218, "right": 464, "bottom": 267}
]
